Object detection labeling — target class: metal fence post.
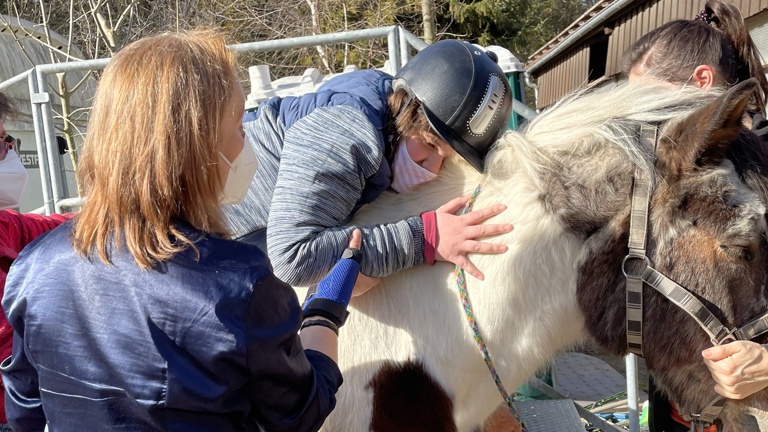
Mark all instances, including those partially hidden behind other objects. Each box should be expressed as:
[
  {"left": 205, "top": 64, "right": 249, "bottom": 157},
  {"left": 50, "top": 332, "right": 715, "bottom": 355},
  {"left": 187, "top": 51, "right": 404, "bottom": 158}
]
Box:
[
  {"left": 27, "top": 70, "right": 54, "bottom": 216},
  {"left": 35, "top": 68, "right": 65, "bottom": 213},
  {"left": 387, "top": 27, "right": 401, "bottom": 75},
  {"left": 399, "top": 28, "right": 411, "bottom": 68},
  {"left": 626, "top": 353, "right": 641, "bottom": 432}
]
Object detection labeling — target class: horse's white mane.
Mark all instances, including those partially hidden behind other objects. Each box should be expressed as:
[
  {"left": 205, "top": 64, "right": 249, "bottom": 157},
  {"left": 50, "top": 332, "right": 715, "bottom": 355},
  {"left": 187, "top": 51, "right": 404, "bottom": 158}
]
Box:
[
  {"left": 356, "top": 83, "right": 724, "bottom": 227},
  {"left": 486, "top": 83, "right": 722, "bottom": 186}
]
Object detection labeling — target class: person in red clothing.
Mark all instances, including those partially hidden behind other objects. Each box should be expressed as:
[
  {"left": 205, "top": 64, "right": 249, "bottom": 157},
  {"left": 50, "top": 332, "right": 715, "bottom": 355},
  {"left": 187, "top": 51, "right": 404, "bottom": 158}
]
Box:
[{"left": 0, "top": 92, "right": 72, "bottom": 430}]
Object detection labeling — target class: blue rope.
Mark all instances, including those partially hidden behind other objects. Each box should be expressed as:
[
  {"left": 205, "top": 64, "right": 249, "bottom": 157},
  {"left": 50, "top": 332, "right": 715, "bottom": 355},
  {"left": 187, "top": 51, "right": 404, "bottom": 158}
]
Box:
[{"left": 455, "top": 184, "right": 528, "bottom": 432}]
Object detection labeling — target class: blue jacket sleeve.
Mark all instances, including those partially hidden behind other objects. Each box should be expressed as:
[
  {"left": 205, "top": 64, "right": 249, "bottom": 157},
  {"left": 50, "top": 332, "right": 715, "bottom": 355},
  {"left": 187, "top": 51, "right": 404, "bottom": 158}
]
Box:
[
  {"left": 245, "top": 272, "right": 342, "bottom": 432},
  {"left": 1, "top": 330, "right": 46, "bottom": 431},
  {"left": 266, "top": 105, "right": 425, "bottom": 286}
]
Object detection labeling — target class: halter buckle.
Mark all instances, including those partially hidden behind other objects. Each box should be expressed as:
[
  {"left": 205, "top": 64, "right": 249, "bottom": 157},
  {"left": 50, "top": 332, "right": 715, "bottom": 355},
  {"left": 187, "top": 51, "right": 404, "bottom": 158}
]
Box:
[
  {"left": 622, "top": 253, "right": 651, "bottom": 279},
  {"left": 712, "top": 326, "right": 737, "bottom": 346},
  {"left": 688, "top": 415, "right": 711, "bottom": 432},
  {"left": 690, "top": 420, "right": 707, "bottom": 432}
]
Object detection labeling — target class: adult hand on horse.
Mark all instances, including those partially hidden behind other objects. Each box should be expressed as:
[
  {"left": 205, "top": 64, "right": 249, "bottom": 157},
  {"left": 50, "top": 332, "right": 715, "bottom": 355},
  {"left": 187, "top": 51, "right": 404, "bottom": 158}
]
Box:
[
  {"left": 433, "top": 195, "right": 513, "bottom": 281},
  {"left": 702, "top": 341, "right": 768, "bottom": 399}
]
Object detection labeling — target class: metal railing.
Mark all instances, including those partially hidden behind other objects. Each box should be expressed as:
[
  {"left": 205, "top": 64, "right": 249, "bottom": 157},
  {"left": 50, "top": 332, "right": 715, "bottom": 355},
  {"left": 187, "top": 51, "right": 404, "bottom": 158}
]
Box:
[{"left": 0, "top": 26, "right": 425, "bottom": 215}]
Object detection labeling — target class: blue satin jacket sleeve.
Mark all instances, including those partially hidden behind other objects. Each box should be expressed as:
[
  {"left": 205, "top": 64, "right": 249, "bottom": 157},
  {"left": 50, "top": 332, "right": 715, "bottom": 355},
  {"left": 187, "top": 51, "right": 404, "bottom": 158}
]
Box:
[
  {"left": 2, "top": 331, "right": 45, "bottom": 431},
  {"left": 2, "top": 272, "right": 342, "bottom": 432},
  {"left": 244, "top": 272, "right": 342, "bottom": 432},
  {"left": 1, "top": 224, "right": 343, "bottom": 432}
]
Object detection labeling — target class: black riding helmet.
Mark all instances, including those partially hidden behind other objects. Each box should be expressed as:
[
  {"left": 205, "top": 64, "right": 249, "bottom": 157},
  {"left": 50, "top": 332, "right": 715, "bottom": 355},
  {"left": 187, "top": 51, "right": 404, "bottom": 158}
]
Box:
[{"left": 392, "top": 40, "right": 513, "bottom": 173}]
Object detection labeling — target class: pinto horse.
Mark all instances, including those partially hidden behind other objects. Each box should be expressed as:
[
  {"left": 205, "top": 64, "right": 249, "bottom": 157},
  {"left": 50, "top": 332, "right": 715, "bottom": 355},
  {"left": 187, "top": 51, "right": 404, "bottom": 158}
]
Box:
[{"left": 317, "top": 79, "right": 768, "bottom": 431}]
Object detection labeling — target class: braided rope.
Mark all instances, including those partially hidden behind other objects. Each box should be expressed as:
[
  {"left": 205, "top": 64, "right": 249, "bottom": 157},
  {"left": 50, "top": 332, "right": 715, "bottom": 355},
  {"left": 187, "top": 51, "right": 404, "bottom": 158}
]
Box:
[{"left": 455, "top": 184, "right": 528, "bottom": 432}]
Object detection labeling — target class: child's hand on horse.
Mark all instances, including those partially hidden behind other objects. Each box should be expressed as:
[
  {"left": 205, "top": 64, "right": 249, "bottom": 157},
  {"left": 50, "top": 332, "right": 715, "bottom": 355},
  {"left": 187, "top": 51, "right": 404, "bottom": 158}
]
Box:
[{"left": 434, "top": 195, "right": 513, "bottom": 281}]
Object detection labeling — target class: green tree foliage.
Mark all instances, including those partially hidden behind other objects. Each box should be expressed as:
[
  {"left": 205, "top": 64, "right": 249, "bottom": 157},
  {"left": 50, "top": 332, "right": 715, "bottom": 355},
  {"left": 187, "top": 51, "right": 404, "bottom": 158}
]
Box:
[{"left": 441, "top": 0, "right": 592, "bottom": 59}]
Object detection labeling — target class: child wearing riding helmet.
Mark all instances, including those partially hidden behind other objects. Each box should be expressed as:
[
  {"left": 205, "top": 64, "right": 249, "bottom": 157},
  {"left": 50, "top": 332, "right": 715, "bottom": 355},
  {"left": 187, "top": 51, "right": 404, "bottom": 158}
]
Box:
[
  {"left": 624, "top": 2, "right": 768, "bottom": 431},
  {"left": 224, "top": 40, "right": 515, "bottom": 288}
]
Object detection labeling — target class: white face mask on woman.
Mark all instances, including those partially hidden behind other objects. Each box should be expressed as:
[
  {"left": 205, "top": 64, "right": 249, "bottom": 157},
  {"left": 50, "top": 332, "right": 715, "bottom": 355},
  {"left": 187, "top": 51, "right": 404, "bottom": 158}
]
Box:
[
  {"left": 218, "top": 138, "right": 258, "bottom": 206},
  {"left": 0, "top": 149, "right": 29, "bottom": 209},
  {"left": 390, "top": 139, "right": 437, "bottom": 193}
]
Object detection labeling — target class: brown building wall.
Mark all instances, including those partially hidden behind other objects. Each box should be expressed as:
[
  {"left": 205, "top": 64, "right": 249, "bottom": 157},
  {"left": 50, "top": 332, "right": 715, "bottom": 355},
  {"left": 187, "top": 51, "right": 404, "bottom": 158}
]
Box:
[
  {"left": 532, "top": 0, "right": 768, "bottom": 109},
  {"left": 537, "top": 44, "right": 590, "bottom": 109}
]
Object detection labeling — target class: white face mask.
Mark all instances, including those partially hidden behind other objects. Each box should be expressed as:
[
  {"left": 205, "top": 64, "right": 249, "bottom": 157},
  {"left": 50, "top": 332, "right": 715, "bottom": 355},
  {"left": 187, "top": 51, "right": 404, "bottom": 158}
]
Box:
[
  {"left": 218, "top": 138, "right": 258, "bottom": 206},
  {"left": 390, "top": 139, "right": 437, "bottom": 193},
  {"left": 0, "top": 149, "right": 29, "bottom": 210}
]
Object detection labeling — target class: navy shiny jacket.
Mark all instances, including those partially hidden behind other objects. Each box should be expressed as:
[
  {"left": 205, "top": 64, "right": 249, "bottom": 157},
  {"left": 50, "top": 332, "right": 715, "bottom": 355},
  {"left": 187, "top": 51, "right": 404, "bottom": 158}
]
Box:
[{"left": 1, "top": 221, "right": 342, "bottom": 432}]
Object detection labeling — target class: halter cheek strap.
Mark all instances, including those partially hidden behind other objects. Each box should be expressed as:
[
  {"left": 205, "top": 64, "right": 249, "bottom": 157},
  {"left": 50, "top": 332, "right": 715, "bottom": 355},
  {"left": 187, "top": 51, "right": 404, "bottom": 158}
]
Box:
[{"left": 624, "top": 126, "right": 655, "bottom": 357}]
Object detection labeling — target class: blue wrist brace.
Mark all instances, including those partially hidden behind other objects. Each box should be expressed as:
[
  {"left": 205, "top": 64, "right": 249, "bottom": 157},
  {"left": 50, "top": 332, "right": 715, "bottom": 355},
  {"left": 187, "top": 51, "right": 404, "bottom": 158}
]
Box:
[{"left": 303, "top": 248, "right": 361, "bottom": 327}]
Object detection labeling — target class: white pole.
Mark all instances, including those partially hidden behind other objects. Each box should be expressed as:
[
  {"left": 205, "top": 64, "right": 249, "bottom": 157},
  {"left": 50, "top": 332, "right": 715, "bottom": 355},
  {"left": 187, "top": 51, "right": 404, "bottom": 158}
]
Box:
[{"left": 626, "top": 353, "right": 640, "bottom": 432}]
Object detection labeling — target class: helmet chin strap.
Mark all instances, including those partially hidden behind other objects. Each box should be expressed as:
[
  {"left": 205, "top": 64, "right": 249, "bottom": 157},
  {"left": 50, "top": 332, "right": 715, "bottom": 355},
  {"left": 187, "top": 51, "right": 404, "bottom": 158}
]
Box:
[{"left": 393, "top": 92, "right": 414, "bottom": 124}]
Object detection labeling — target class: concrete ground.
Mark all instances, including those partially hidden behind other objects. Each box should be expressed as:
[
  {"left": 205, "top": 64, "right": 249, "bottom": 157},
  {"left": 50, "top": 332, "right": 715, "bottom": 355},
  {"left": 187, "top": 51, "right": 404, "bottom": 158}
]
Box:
[{"left": 483, "top": 340, "right": 650, "bottom": 432}]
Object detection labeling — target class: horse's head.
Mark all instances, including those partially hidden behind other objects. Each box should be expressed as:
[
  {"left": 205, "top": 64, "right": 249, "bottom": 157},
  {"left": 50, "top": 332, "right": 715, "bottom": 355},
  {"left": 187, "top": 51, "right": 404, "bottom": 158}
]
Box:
[{"left": 560, "top": 79, "right": 768, "bottom": 428}]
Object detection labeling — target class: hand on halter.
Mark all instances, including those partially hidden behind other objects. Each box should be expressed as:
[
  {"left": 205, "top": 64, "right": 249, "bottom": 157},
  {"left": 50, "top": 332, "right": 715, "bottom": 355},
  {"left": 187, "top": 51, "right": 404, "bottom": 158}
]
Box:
[
  {"left": 702, "top": 341, "right": 768, "bottom": 399},
  {"left": 432, "top": 195, "right": 513, "bottom": 281}
]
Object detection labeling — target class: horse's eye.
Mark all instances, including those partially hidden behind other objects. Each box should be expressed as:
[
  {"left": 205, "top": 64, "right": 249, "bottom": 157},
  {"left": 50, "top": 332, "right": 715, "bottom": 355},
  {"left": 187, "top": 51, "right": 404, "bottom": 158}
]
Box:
[{"left": 720, "top": 244, "right": 755, "bottom": 262}]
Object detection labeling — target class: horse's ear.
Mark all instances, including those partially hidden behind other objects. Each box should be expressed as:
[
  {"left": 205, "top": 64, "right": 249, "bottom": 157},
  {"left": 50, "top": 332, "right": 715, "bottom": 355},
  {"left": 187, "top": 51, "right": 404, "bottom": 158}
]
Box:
[{"left": 657, "top": 78, "right": 757, "bottom": 182}]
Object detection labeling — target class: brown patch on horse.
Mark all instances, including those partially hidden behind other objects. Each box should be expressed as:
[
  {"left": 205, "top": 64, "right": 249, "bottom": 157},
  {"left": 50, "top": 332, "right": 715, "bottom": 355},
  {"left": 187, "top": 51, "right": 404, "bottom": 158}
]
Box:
[
  {"left": 575, "top": 215, "right": 631, "bottom": 355},
  {"left": 368, "top": 360, "right": 458, "bottom": 432},
  {"left": 540, "top": 157, "right": 634, "bottom": 237},
  {"left": 482, "top": 404, "right": 523, "bottom": 432}
]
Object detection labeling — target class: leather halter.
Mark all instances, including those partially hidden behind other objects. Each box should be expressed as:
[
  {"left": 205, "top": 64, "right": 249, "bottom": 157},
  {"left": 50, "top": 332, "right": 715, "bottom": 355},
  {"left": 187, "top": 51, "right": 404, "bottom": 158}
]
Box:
[{"left": 624, "top": 125, "right": 768, "bottom": 430}]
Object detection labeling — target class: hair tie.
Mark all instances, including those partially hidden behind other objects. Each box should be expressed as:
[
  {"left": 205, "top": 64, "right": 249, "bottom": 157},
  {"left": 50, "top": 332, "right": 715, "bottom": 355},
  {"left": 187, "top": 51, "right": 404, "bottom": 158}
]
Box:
[{"left": 695, "top": 9, "right": 712, "bottom": 23}]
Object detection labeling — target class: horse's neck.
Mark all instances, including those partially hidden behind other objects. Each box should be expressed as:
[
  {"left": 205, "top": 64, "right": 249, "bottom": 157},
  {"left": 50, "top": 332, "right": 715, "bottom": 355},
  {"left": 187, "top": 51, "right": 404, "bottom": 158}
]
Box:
[
  {"left": 348, "top": 164, "right": 590, "bottom": 417},
  {"left": 467, "top": 140, "right": 640, "bottom": 363},
  {"left": 346, "top": 154, "right": 612, "bottom": 424},
  {"left": 466, "top": 170, "right": 589, "bottom": 353},
  {"left": 380, "top": 155, "right": 595, "bottom": 349}
]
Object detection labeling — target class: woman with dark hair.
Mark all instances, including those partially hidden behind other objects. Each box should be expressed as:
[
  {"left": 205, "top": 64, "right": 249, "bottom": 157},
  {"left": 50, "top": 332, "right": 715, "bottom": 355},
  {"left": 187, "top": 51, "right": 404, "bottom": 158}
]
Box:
[
  {"left": 623, "top": 2, "right": 768, "bottom": 431},
  {"left": 624, "top": 1, "right": 768, "bottom": 115}
]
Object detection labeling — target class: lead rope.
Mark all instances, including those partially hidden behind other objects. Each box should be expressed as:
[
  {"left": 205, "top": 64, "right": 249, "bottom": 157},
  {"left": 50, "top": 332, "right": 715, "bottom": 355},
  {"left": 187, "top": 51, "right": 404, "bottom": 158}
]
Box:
[{"left": 455, "top": 184, "right": 528, "bottom": 432}]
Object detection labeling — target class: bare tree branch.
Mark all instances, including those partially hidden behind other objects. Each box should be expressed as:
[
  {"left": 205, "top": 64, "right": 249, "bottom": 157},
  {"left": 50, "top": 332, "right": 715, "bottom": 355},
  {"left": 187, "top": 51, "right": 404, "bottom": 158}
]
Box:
[{"left": 305, "top": 0, "right": 333, "bottom": 73}]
